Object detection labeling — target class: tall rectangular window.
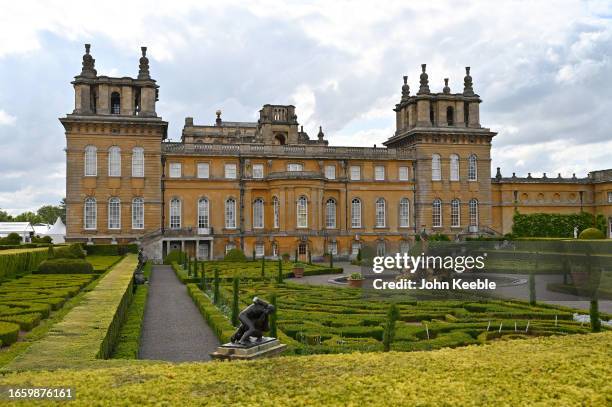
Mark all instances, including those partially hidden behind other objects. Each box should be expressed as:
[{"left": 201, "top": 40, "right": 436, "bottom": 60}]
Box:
[
  {"left": 132, "top": 147, "right": 144, "bottom": 177},
  {"left": 351, "top": 242, "right": 360, "bottom": 255},
  {"left": 252, "top": 164, "right": 264, "bottom": 179},
  {"left": 132, "top": 198, "right": 144, "bottom": 229},
  {"left": 84, "top": 146, "right": 97, "bottom": 176},
  {"left": 375, "top": 198, "right": 386, "bottom": 228},
  {"left": 399, "top": 166, "right": 409, "bottom": 181},
  {"left": 296, "top": 196, "right": 308, "bottom": 228},
  {"left": 170, "top": 198, "right": 181, "bottom": 229},
  {"left": 327, "top": 241, "right": 337, "bottom": 255},
  {"left": 225, "top": 198, "right": 236, "bottom": 229},
  {"left": 432, "top": 154, "right": 441, "bottom": 181},
  {"left": 273, "top": 197, "right": 280, "bottom": 228},
  {"left": 451, "top": 199, "right": 460, "bottom": 227},
  {"left": 84, "top": 198, "right": 97, "bottom": 230},
  {"left": 325, "top": 165, "right": 336, "bottom": 180},
  {"left": 450, "top": 154, "right": 459, "bottom": 181},
  {"left": 108, "top": 198, "right": 121, "bottom": 229},
  {"left": 225, "top": 163, "right": 237, "bottom": 179},
  {"left": 169, "top": 163, "right": 182, "bottom": 178},
  {"left": 351, "top": 199, "right": 361, "bottom": 228},
  {"left": 253, "top": 199, "right": 264, "bottom": 229},
  {"left": 198, "top": 198, "right": 209, "bottom": 228},
  {"left": 608, "top": 192, "right": 612, "bottom": 203},
  {"left": 350, "top": 166, "right": 361, "bottom": 181},
  {"left": 399, "top": 198, "right": 410, "bottom": 227},
  {"left": 108, "top": 146, "right": 121, "bottom": 177},
  {"left": 197, "top": 163, "right": 209, "bottom": 179},
  {"left": 255, "top": 243, "right": 265, "bottom": 258},
  {"left": 374, "top": 166, "right": 385, "bottom": 181},
  {"left": 433, "top": 199, "right": 442, "bottom": 227}
]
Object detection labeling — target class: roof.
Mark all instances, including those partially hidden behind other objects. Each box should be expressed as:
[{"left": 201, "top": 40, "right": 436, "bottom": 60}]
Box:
[
  {"left": 47, "top": 217, "right": 66, "bottom": 235},
  {"left": 0, "top": 222, "right": 35, "bottom": 233}
]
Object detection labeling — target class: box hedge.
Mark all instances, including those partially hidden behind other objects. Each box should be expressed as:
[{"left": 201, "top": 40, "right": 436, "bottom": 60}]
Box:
[
  {"left": 84, "top": 244, "right": 138, "bottom": 256},
  {"left": 0, "top": 248, "right": 48, "bottom": 281},
  {"left": 36, "top": 258, "right": 94, "bottom": 274},
  {"left": 0, "top": 321, "right": 20, "bottom": 346}
]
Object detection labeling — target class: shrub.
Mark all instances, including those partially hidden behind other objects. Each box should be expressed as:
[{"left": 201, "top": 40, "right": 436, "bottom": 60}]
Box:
[
  {"left": 429, "top": 233, "right": 450, "bottom": 241},
  {"left": 512, "top": 211, "right": 604, "bottom": 238},
  {"left": 31, "top": 235, "right": 52, "bottom": 244},
  {"left": 54, "top": 243, "right": 86, "bottom": 259},
  {"left": 579, "top": 228, "right": 605, "bottom": 240},
  {"left": 225, "top": 248, "right": 247, "bottom": 262},
  {"left": 0, "top": 321, "right": 20, "bottom": 346},
  {"left": 0, "top": 248, "right": 48, "bottom": 280},
  {"left": 37, "top": 258, "right": 94, "bottom": 274},
  {"left": 2, "top": 233, "right": 22, "bottom": 245},
  {"left": 349, "top": 272, "right": 363, "bottom": 280},
  {"left": 164, "top": 250, "right": 185, "bottom": 265},
  {"left": 84, "top": 244, "right": 138, "bottom": 256}
]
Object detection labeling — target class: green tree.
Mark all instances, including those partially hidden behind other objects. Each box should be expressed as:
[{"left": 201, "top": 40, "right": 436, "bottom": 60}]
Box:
[
  {"left": 14, "top": 211, "right": 42, "bottom": 224},
  {"left": 36, "top": 205, "right": 64, "bottom": 224},
  {"left": 277, "top": 259, "right": 283, "bottom": 284},
  {"left": 213, "top": 268, "right": 220, "bottom": 305},
  {"left": 0, "top": 209, "right": 13, "bottom": 222},
  {"left": 383, "top": 303, "right": 400, "bottom": 352},
  {"left": 231, "top": 277, "right": 240, "bottom": 326}
]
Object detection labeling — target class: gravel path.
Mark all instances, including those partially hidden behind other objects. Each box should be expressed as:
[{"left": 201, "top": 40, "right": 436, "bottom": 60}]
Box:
[{"left": 139, "top": 265, "right": 220, "bottom": 362}]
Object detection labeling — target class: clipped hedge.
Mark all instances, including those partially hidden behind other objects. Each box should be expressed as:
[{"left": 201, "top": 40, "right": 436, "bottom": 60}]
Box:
[
  {"left": 512, "top": 211, "right": 606, "bottom": 238},
  {"left": 36, "top": 258, "right": 94, "bottom": 274},
  {"left": 5, "top": 255, "right": 138, "bottom": 370},
  {"left": 579, "top": 227, "right": 606, "bottom": 239},
  {"left": 54, "top": 243, "right": 86, "bottom": 259},
  {"left": 187, "top": 283, "right": 235, "bottom": 343},
  {"left": 84, "top": 244, "right": 138, "bottom": 256},
  {"left": 0, "top": 332, "right": 610, "bottom": 405},
  {"left": 0, "top": 321, "right": 20, "bottom": 346},
  {"left": 0, "top": 248, "right": 48, "bottom": 281}
]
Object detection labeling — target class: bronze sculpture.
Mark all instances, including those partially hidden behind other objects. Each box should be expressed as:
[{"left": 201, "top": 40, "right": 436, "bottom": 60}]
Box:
[{"left": 231, "top": 297, "right": 276, "bottom": 345}]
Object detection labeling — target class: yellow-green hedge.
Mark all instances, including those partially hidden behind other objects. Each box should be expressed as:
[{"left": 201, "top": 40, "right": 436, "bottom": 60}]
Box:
[
  {"left": 4, "top": 255, "right": 137, "bottom": 371},
  {"left": 0, "top": 331, "right": 610, "bottom": 405},
  {"left": 0, "top": 248, "right": 48, "bottom": 281}
]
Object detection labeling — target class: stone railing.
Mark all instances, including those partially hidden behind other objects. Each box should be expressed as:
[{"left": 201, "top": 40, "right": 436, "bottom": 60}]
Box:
[{"left": 162, "top": 142, "right": 414, "bottom": 159}]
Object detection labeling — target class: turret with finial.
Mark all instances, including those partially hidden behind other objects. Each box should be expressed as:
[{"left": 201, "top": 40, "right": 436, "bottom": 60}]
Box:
[
  {"left": 463, "top": 67, "right": 474, "bottom": 96},
  {"left": 418, "top": 64, "right": 430, "bottom": 94},
  {"left": 138, "top": 46, "right": 150, "bottom": 80},
  {"left": 80, "top": 43, "right": 97, "bottom": 78},
  {"left": 401, "top": 75, "right": 410, "bottom": 102}
]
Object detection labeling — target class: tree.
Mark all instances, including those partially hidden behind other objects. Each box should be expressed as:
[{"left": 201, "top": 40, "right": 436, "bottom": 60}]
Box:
[
  {"left": 0, "top": 209, "right": 13, "bottom": 222},
  {"left": 231, "top": 277, "right": 240, "bottom": 326},
  {"left": 14, "top": 211, "right": 42, "bottom": 224},
  {"left": 37, "top": 205, "right": 64, "bottom": 224},
  {"left": 383, "top": 303, "right": 400, "bottom": 352}
]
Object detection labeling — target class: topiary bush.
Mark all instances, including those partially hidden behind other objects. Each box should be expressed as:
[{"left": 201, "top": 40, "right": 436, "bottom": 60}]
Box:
[
  {"left": 512, "top": 211, "right": 605, "bottom": 238},
  {"left": 164, "top": 250, "right": 185, "bottom": 265},
  {"left": 37, "top": 258, "right": 94, "bottom": 274},
  {"left": 224, "top": 248, "right": 247, "bottom": 262},
  {"left": 84, "top": 244, "right": 138, "bottom": 256},
  {"left": 579, "top": 228, "right": 605, "bottom": 240},
  {"left": 0, "top": 321, "right": 20, "bottom": 346},
  {"left": 54, "top": 243, "right": 86, "bottom": 259}
]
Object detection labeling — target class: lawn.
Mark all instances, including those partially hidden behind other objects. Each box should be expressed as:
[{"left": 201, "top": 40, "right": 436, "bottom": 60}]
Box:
[
  {"left": 86, "top": 255, "right": 123, "bottom": 272},
  {"left": 0, "top": 331, "right": 609, "bottom": 406},
  {"left": 207, "top": 281, "right": 604, "bottom": 354}
]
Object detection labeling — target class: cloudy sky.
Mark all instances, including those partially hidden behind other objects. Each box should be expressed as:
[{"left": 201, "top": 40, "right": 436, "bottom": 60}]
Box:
[{"left": 0, "top": 0, "right": 611, "bottom": 214}]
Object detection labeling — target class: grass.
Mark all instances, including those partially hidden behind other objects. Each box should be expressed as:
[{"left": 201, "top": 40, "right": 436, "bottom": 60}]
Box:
[
  {"left": 0, "top": 331, "right": 609, "bottom": 406},
  {"left": 111, "top": 262, "right": 152, "bottom": 359},
  {"left": 203, "top": 281, "right": 603, "bottom": 354},
  {"left": 3, "top": 255, "right": 138, "bottom": 371},
  {"left": 86, "top": 255, "right": 123, "bottom": 272}
]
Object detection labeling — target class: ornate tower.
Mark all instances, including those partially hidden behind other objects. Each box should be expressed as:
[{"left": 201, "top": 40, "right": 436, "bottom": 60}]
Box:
[
  {"left": 61, "top": 44, "right": 168, "bottom": 244},
  {"left": 385, "top": 65, "right": 496, "bottom": 236}
]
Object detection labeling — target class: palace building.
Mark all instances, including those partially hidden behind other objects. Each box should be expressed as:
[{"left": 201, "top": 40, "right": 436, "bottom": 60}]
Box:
[{"left": 61, "top": 45, "right": 612, "bottom": 261}]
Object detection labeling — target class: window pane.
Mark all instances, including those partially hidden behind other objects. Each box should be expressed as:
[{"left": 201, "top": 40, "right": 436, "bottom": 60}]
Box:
[
  {"left": 85, "top": 146, "right": 97, "bottom": 176},
  {"left": 399, "top": 166, "right": 409, "bottom": 181},
  {"left": 432, "top": 199, "right": 442, "bottom": 227},
  {"left": 325, "top": 165, "right": 336, "bottom": 179},
  {"left": 197, "top": 163, "right": 209, "bottom": 179},
  {"left": 253, "top": 199, "right": 264, "bottom": 229},
  {"left": 199, "top": 200, "right": 209, "bottom": 227},
  {"left": 252, "top": 164, "right": 264, "bottom": 179},
  {"left": 468, "top": 155, "right": 478, "bottom": 181},
  {"left": 350, "top": 166, "right": 361, "bottom": 180},
  {"left": 375, "top": 166, "right": 385, "bottom": 181},
  {"left": 255, "top": 243, "right": 265, "bottom": 257},
  {"left": 450, "top": 154, "right": 459, "bottom": 181},
  {"left": 170, "top": 199, "right": 181, "bottom": 229},
  {"left": 325, "top": 199, "right": 336, "bottom": 228},
  {"left": 351, "top": 199, "right": 361, "bottom": 228},
  {"left": 108, "top": 198, "right": 121, "bottom": 229},
  {"left": 327, "top": 241, "right": 337, "bottom": 255},
  {"left": 225, "top": 164, "right": 237, "bottom": 179},
  {"left": 132, "top": 198, "right": 144, "bottom": 229},
  {"left": 451, "top": 199, "right": 460, "bottom": 227},
  {"left": 297, "top": 196, "right": 308, "bottom": 228},
  {"left": 225, "top": 198, "right": 236, "bottom": 228},
  {"left": 469, "top": 199, "right": 479, "bottom": 227},
  {"left": 169, "top": 163, "right": 182, "bottom": 178},
  {"left": 375, "top": 198, "right": 386, "bottom": 227},
  {"left": 132, "top": 147, "right": 144, "bottom": 177},
  {"left": 84, "top": 198, "right": 97, "bottom": 229},
  {"left": 432, "top": 154, "right": 441, "bottom": 181},
  {"left": 287, "top": 163, "right": 303, "bottom": 172},
  {"left": 399, "top": 198, "right": 410, "bottom": 227},
  {"left": 109, "top": 147, "right": 121, "bottom": 177}
]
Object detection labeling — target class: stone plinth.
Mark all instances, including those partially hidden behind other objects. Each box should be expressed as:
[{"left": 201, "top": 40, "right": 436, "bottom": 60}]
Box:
[{"left": 210, "top": 337, "right": 287, "bottom": 361}]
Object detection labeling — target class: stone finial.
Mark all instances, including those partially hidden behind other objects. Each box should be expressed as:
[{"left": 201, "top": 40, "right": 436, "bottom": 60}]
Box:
[
  {"left": 557, "top": 173, "right": 562, "bottom": 178},
  {"left": 512, "top": 172, "right": 516, "bottom": 178},
  {"left": 317, "top": 126, "right": 324, "bottom": 140},
  {"left": 138, "top": 46, "right": 151, "bottom": 80},
  {"left": 401, "top": 75, "right": 410, "bottom": 102},
  {"left": 463, "top": 66, "right": 474, "bottom": 96},
  {"left": 418, "top": 64, "right": 430, "bottom": 94},
  {"left": 527, "top": 172, "right": 532, "bottom": 178},
  {"left": 572, "top": 173, "right": 576, "bottom": 179},
  {"left": 443, "top": 78, "right": 450, "bottom": 94},
  {"left": 543, "top": 172, "right": 547, "bottom": 178},
  {"left": 300, "top": 125, "right": 304, "bottom": 133},
  {"left": 216, "top": 110, "right": 222, "bottom": 126},
  {"left": 80, "top": 43, "right": 97, "bottom": 78},
  {"left": 495, "top": 167, "right": 502, "bottom": 179}
]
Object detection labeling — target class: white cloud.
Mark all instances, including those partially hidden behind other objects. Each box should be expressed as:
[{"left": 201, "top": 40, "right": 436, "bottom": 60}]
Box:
[{"left": 0, "top": 110, "right": 16, "bottom": 126}]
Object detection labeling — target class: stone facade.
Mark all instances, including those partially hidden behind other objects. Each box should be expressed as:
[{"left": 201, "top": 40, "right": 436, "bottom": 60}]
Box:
[{"left": 61, "top": 46, "right": 612, "bottom": 260}]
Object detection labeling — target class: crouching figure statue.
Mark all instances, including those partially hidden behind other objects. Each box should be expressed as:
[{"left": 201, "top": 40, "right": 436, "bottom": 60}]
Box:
[{"left": 231, "top": 297, "right": 276, "bottom": 345}]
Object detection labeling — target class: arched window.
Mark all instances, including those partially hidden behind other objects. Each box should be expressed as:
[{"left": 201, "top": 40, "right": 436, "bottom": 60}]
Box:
[
  {"left": 225, "top": 198, "right": 236, "bottom": 229},
  {"left": 375, "top": 198, "right": 386, "bottom": 228},
  {"left": 399, "top": 198, "right": 410, "bottom": 228},
  {"left": 131, "top": 147, "right": 144, "bottom": 177},
  {"left": 253, "top": 198, "right": 264, "bottom": 229},
  {"left": 351, "top": 198, "right": 362, "bottom": 228},
  {"left": 468, "top": 154, "right": 478, "bottom": 181},
  {"left": 432, "top": 154, "right": 441, "bottom": 181},
  {"left": 108, "top": 197, "right": 121, "bottom": 229},
  {"left": 469, "top": 199, "right": 479, "bottom": 227},
  {"left": 111, "top": 92, "right": 121, "bottom": 114},
  {"left": 84, "top": 145, "right": 97, "bottom": 176},
  {"left": 450, "top": 154, "right": 459, "bottom": 181},
  {"left": 132, "top": 197, "right": 144, "bottom": 229},
  {"left": 170, "top": 198, "right": 181, "bottom": 229},
  {"left": 198, "top": 198, "right": 209, "bottom": 229},
  {"left": 432, "top": 198, "right": 442, "bottom": 227},
  {"left": 272, "top": 196, "right": 280, "bottom": 228},
  {"left": 296, "top": 196, "right": 308, "bottom": 228},
  {"left": 325, "top": 198, "right": 336, "bottom": 229},
  {"left": 84, "top": 197, "right": 97, "bottom": 230},
  {"left": 447, "top": 106, "right": 454, "bottom": 125},
  {"left": 108, "top": 146, "right": 121, "bottom": 177},
  {"left": 451, "top": 199, "right": 460, "bottom": 227}
]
